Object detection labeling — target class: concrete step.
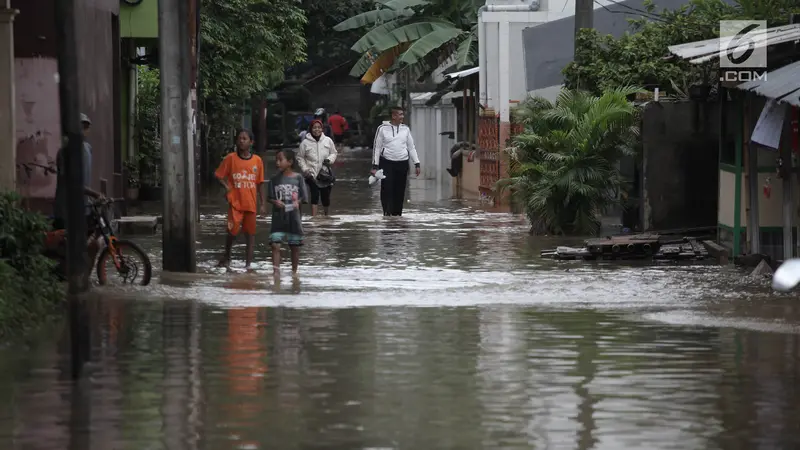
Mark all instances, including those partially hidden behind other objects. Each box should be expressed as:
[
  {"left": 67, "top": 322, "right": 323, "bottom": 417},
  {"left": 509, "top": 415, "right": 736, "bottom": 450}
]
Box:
[{"left": 114, "top": 216, "right": 161, "bottom": 236}]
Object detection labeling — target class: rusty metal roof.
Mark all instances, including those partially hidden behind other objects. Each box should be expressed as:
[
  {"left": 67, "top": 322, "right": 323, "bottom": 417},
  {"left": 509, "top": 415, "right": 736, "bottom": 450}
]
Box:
[
  {"left": 734, "top": 60, "right": 800, "bottom": 107},
  {"left": 667, "top": 24, "right": 800, "bottom": 64}
]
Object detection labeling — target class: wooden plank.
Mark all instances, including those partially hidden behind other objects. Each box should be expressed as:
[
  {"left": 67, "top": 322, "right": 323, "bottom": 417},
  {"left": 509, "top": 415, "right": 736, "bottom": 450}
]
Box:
[{"left": 702, "top": 240, "right": 730, "bottom": 265}]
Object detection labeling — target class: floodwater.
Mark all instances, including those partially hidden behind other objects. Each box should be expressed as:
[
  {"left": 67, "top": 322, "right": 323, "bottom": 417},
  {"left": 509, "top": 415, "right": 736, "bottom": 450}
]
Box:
[{"left": 2, "top": 148, "right": 800, "bottom": 449}]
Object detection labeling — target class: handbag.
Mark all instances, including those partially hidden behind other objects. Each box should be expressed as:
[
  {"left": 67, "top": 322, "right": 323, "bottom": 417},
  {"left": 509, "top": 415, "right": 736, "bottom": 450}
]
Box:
[{"left": 316, "top": 163, "right": 335, "bottom": 188}]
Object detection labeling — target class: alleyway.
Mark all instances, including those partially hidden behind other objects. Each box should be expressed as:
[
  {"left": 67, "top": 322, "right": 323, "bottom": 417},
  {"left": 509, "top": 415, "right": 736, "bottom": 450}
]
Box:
[{"left": 2, "top": 149, "right": 800, "bottom": 449}]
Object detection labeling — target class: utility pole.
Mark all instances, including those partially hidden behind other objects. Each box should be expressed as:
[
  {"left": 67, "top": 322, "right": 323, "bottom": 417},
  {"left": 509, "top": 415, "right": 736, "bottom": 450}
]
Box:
[
  {"left": 0, "top": 0, "right": 16, "bottom": 192},
  {"left": 158, "top": 0, "right": 197, "bottom": 272},
  {"left": 190, "top": 0, "right": 201, "bottom": 221},
  {"left": 55, "top": 0, "right": 91, "bottom": 379},
  {"left": 574, "top": 0, "right": 594, "bottom": 90},
  {"left": 55, "top": 0, "right": 88, "bottom": 294}
]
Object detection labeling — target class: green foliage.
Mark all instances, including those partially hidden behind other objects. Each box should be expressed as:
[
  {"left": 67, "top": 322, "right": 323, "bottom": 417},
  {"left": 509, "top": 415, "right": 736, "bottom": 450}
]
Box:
[
  {"left": 136, "top": 66, "right": 161, "bottom": 187},
  {"left": 498, "top": 88, "right": 642, "bottom": 236},
  {"left": 337, "top": 0, "right": 483, "bottom": 79},
  {"left": 124, "top": 159, "right": 141, "bottom": 188},
  {"left": 0, "top": 192, "right": 63, "bottom": 336},
  {"left": 563, "top": 0, "right": 800, "bottom": 95},
  {"left": 302, "top": 0, "right": 374, "bottom": 67},
  {"left": 200, "top": 0, "right": 308, "bottom": 101},
  {"left": 198, "top": 0, "right": 307, "bottom": 163}
]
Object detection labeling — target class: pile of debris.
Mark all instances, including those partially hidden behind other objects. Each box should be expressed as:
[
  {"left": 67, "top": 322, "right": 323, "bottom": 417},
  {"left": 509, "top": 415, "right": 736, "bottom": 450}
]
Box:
[{"left": 541, "top": 233, "right": 710, "bottom": 261}]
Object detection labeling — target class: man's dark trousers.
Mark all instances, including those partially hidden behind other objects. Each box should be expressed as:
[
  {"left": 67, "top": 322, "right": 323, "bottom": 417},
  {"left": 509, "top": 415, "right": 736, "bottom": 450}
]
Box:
[{"left": 379, "top": 157, "right": 410, "bottom": 216}]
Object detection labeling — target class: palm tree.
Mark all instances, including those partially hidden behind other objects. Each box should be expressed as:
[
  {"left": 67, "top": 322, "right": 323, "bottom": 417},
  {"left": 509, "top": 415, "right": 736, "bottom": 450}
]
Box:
[
  {"left": 497, "top": 87, "right": 642, "bottom": 236},
  {"left": 334, "top": 0, "right": 482, "bottom": 80}
]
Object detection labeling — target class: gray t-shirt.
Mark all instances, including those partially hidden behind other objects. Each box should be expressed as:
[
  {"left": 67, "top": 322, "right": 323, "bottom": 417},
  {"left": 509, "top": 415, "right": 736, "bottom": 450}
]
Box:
[
  {"left": 268, "top": 172, "right": 306, "bottom": 235},
  {"left": 54, "top": 142, "right": 92, "bottom": 221}
]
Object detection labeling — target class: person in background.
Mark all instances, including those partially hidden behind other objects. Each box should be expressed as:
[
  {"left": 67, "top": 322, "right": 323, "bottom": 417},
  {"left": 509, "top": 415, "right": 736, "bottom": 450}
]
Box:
[
  {"left": 370, "top": 106, "right": 421, "bottom": 216},
  {"left": 53, "top": 113, "right": 104, "bottom": 285},
  {"left": 268, "top": 149, "right": 306, "bottom": 277},
  {"left": 296, "top": 113, "right": 312, "bottom": 141},
  {"left": 313, "top": 107, "right": 332, "bottom": 136},
  {"left": 215, "top": 129, "right": 266, "bottom": 271},
  {"left": 297, "top": 119, "right": 338, "bottom": 217},
  {"left": 327, "top": 110, "right": 349, "bottom": 151}
]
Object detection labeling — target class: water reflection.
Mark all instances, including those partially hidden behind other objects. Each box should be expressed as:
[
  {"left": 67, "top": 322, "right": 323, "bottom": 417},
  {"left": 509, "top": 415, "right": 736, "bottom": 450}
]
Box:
[
  {"left": 223, "top": 308, "right": 266, "bottom": 447},
  {"left": 4, "top": 150, "right": 800, "bottom": 448},
  {"left": 3, "top": 305, "right": 800, "bottom": 448}
]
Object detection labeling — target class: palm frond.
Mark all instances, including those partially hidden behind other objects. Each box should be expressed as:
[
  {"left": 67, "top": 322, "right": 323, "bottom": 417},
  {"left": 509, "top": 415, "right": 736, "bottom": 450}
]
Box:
[{"left": 501, "top": 86, "right": 641, "bottom": 235}]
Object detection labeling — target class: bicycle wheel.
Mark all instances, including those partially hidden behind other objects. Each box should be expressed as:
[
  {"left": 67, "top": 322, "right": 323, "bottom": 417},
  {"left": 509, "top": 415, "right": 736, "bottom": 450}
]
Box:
[{"left": 96, "top": 239, "right": 152, "bottom": 286}]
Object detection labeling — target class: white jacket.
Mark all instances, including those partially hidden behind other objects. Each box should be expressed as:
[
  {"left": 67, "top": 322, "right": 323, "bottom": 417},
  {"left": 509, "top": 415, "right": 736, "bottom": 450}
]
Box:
[
  {"left": 297, "top": 133, "right": 337, "bottom": 178},
  {"left": 371, "top": 121, "right": 420, "bottom": 168}
]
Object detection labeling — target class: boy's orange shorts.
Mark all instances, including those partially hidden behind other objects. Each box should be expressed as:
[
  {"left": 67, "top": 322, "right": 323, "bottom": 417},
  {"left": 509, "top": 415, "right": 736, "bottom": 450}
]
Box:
[{"left": 227, "top": 207, "right": 257, "bottom": 236}]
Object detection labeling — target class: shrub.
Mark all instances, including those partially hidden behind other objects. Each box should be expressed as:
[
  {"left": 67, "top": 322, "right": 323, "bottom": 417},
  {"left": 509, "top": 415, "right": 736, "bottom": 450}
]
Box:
[
  {"left": 0, "top": 192, "right": 63, "bottom": 336},
  {"left": 498, "top": 87, "right": 641, "bottom": 236}
]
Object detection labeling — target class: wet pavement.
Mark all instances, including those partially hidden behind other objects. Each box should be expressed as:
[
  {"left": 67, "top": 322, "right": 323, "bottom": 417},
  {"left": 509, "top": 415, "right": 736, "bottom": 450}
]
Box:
[{"left": 2, "top": 148, "right": 800, "bottom": 449}]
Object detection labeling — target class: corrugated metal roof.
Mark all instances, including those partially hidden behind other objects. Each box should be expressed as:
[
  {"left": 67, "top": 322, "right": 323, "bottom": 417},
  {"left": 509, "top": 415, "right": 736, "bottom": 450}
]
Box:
[
  {"left": 734, "top": 60, "right": 800, "bottom": 107},
  {"left": 444, "top": 67, "right": 480, "bottom": 79},
  {"left": 667, "top": 24, "right": 800, "bottom": 64},
  {"left": 410, "top": 91, "right": 462, "bottom": 104}
]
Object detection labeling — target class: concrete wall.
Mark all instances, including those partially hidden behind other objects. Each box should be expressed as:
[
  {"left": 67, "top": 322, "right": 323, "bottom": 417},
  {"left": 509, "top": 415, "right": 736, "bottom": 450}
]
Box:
[
  {"left": 482, "top": 20, "right": 532, "bottom": 107},
  {"left": 640, "top": 102, "right": 719, "bottom": 231},
  {"left": 410, "top": 98, "right": 458, "bottom": 200},
  {"left": 12, "top": 0, "right": 119, "bottom": 208},
  {"left": 719, "top": 171, "right": 800, "bottom": 228},
  {"left": 461, "top": 151, "right": 481, "bottom": 200}
]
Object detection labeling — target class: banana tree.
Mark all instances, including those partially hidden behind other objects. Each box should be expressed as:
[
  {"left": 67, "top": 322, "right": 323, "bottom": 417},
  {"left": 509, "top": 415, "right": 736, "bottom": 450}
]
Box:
[{"left": 335, "top": 0, "right": 483, "bottom": 80}]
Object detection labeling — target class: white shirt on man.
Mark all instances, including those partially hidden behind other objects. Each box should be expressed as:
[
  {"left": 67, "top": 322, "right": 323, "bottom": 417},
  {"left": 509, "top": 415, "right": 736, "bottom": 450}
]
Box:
[{"left": 371, "top": 121, "right": 420, "bottom": 167}]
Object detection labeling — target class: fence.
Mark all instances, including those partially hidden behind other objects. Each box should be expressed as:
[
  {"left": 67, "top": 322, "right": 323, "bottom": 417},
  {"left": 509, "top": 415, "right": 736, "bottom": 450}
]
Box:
[{"left": 477, "top": 112, "right": 525, "bottom": 203}]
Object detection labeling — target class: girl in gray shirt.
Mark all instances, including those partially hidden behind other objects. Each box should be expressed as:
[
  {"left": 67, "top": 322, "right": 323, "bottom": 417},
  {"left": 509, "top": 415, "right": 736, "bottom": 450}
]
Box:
[{"left": 268, "top": 149, "right": 307, "bottom": 276}]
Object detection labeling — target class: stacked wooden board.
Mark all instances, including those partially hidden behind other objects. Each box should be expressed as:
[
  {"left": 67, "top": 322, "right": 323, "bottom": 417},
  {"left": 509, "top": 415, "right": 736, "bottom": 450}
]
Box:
[{"left": 541, "top": 234, "right": 710, "bottom": 261}]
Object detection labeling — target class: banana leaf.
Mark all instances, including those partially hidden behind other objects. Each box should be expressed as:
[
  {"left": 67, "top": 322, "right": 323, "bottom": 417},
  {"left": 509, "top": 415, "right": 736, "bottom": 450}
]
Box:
[
  {"left": 350, "top": 51, "right": 378, "bottom": 77},
  {"left": 395, "top": 27, "right": 464, "bottom": 67},
  {"left": 334, "top": 8, "right": 409, "bottom": 32},
  {"left": 454, "top": 26, "right": 477, "bottom": 69},
  {"left": 367, "top": 20, "right": 457, "bottom": 54},
  {"left": 351, "top": 19, "right": 407, "bottom": 53}
]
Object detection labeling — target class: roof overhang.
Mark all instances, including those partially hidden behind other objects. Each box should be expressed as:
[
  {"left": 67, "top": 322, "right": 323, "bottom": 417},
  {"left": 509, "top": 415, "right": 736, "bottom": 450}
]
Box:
[
  {"left": 667, "top": 24, "right": 800, "bottom": 64},
  {"left": 732, "top": 60, "right": 800, "bottom": 107},
  {"left": 444, "top": 67, "right": 480, "bottom": 79}
]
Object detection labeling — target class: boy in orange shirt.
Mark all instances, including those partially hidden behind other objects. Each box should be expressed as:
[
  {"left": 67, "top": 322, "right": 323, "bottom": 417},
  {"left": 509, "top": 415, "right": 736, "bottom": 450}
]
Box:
[{"left": 215, "top": 129, "right": 266, "bottom": 270}]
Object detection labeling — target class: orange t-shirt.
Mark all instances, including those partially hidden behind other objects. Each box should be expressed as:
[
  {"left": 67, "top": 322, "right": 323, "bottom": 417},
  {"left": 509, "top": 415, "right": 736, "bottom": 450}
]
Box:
[{"left": 215, "top": 152, "right": 265, "bottom": 212}]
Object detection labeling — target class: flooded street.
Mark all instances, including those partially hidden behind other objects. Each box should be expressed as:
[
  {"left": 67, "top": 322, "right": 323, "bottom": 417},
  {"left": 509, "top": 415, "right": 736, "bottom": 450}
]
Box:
[{"left": 2, "top": 149, "right": 800, "bottom": 449}]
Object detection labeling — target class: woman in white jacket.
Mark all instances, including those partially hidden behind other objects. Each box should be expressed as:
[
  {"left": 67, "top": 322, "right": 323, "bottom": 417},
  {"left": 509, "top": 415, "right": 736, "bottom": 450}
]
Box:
[{"left": 297, "top": 120, "right": 338, "bottom": 216}]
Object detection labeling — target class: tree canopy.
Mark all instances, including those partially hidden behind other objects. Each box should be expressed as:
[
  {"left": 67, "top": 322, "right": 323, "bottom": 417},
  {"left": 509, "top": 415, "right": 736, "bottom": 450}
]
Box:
[
  {"left": 300, "top": 0, "right": 374, "bottom": 69},
  {"left": 563, "top": 0, "right": 800, "bottom": 95},
  {"left": 200, "top": 0, "right": 308, "bottom": 100}
]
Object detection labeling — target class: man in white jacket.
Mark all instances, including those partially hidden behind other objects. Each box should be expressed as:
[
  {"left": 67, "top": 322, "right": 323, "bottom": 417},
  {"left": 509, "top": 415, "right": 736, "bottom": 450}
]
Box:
[{"left": 370, "top": 106, "right": 421, "bottom": 216}]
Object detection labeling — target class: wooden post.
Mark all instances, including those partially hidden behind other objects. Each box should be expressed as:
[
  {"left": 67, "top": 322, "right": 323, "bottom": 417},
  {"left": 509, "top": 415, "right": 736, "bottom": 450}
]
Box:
[
  {"left": 744, "top": 98, "right": 760, "bottom": 254},
  {"left": 782, "top": 133, "right": 794, "bottom": 261},
  {"left": 732, "top": 94, "right": 743, "bottom": 256}
]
